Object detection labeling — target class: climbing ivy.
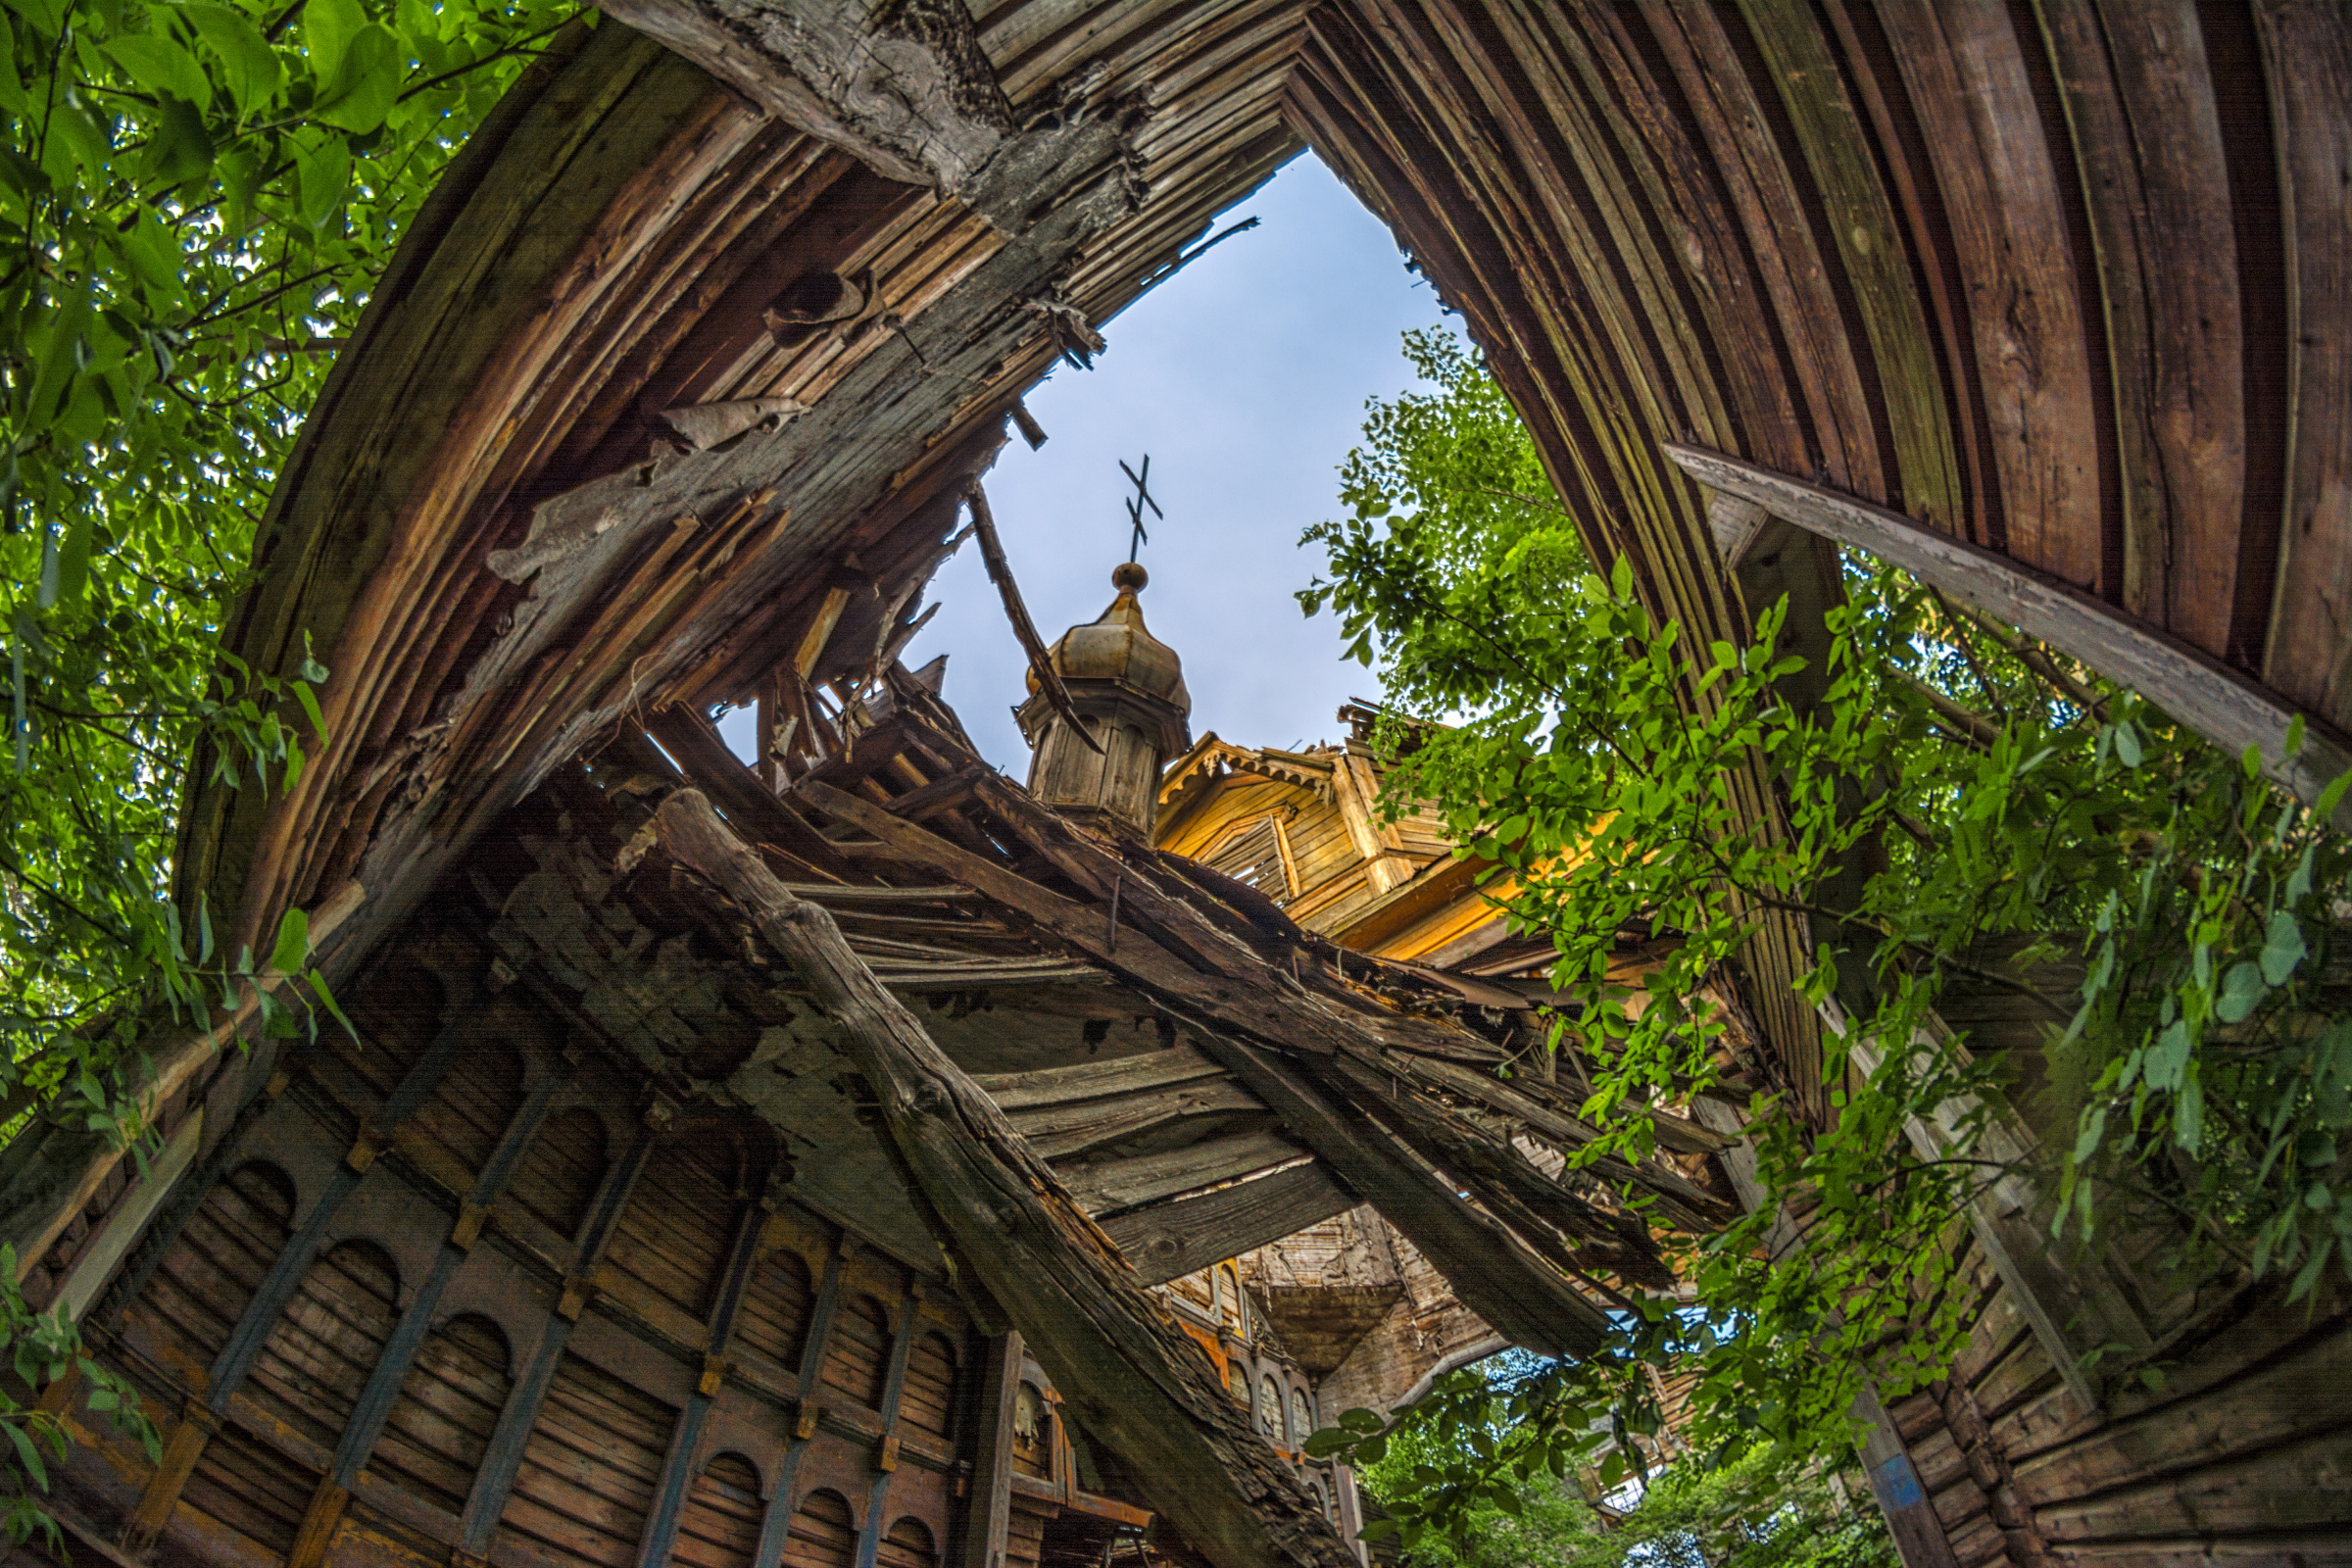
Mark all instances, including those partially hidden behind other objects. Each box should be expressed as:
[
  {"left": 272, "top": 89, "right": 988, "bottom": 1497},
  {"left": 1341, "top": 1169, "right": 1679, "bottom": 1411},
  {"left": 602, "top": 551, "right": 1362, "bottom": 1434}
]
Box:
[{"left": 1298, "top": 329, "right": 2352, "bottom": 1545}]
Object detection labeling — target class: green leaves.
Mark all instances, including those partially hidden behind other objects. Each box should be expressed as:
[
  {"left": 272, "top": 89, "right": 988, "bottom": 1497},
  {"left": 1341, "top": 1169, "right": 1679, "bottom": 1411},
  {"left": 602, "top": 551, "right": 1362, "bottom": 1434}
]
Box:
[{"left": 0, "top": 2, "right": 571, "bottom": 1527}]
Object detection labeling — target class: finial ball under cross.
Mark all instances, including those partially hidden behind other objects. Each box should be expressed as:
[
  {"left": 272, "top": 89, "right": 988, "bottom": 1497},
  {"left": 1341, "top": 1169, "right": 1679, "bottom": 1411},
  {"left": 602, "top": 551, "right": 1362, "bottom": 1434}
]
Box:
[{"left": 1112, "top": 561, "right": 1148, "bottom": 591}]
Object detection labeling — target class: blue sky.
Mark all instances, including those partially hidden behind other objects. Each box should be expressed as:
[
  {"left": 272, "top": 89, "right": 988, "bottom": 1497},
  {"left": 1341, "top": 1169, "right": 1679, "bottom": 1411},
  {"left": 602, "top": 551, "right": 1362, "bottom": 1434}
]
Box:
[{"left": 723, "top": 153, "right": 1450, "bottom": 774}]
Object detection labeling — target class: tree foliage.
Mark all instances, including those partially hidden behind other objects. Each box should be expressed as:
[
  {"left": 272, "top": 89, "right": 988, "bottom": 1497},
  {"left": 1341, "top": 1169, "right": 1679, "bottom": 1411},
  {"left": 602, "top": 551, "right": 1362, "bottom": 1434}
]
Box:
[
  {"left": 1346, "top": 1359, "right": 1893, "bottom": 1568},
  {"left": 1, "top": 0, "right": 574, "bottom": 1112},
  {"left": 0, "top": 0, "right": 571, "bottom": 1529},
  {"left": 1298, "top": 329, "right": 2352, "bottom": 1543}
]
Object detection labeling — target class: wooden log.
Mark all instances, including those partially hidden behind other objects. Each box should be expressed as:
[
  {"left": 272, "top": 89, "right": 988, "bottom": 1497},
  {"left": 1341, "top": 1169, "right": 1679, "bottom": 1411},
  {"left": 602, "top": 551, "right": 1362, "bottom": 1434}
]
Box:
[
  {"left": 643, "top": 790, "right": 1353, "bottom": 1568},
  {"left": 1663, "top": 443, "right": 2352, "bottom": 824},
  {"left": 1058, "top": 1131, "right": 1310, "bottom": 1214},
  {"left": 1101, "top": 1165, "right": 1356, "bottom": 1289},
  {"left": 967, "top": 484, "right": 1099, "bottom": 756},
  {"left": 646, "top": 705, "right": 863, "bottom": 881}
]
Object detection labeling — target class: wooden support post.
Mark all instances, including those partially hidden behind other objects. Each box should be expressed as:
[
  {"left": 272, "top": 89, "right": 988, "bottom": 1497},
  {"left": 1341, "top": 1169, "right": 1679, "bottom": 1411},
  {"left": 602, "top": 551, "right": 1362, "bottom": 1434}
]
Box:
[
  {"left": 121, "top": 1399, "right": 219, "bottom": 1553},
  {"left": 633, "top": 1191, "right": 779, "bottom": 1568},
  {"left": 1852, "top": 1381, "right": 1960, "bottom": 1568},
  {"left": 747, "top": 1240, "right": 849, "bottom": 1568},
  {"left": 960, "top": 1333, "right": 1022, "bottom": 1568},
  {"left": 1663, "top": 441, "right": 2352, "bottom": 826},
  {"left": 455, "top": 1116, "right": 660, "bottom": 1555},
  {"left": 852, "top": 1284, "right": 922, "bottom": 1568},
  {"left": 646, "top": 791, "right": 1353, "bottom": 1568}
]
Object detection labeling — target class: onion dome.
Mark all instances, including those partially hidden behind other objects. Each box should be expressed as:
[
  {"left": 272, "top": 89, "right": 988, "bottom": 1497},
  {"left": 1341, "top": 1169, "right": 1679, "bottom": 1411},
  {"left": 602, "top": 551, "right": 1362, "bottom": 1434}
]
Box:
[{"left": 1028, "top": 563, "right": 1191, "bottom": 714}]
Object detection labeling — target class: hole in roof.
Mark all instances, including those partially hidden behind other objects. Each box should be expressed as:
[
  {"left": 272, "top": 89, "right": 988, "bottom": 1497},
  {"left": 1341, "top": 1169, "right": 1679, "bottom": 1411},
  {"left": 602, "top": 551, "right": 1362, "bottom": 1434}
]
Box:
[{"left": 719, "top": 158, "right": 1446, "bottom": 772}]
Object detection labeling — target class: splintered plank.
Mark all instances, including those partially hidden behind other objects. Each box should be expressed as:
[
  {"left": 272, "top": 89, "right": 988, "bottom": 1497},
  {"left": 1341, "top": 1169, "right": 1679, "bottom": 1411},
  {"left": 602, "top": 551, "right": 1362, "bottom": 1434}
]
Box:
[
  {"left": 1100, "top": 1164, "right": 1356, "bottom": 1288},
  {"left": 1057, "top": 1131, "right": 1309, "bottom": 1214}
]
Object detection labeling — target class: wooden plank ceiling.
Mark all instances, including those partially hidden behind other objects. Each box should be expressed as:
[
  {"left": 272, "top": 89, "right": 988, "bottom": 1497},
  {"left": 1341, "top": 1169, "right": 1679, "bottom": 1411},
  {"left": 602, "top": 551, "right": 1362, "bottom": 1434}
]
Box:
[{"left": 174, "top": 0, "right": 2352, "bottom": 1133}]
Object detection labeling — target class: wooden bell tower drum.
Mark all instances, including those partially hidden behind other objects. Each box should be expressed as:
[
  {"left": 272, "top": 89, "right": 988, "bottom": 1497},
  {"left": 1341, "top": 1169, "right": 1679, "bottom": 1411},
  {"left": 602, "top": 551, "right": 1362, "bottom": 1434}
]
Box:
[{"left": 1015, "top": 564, "right": 1192, "bottom": 836}]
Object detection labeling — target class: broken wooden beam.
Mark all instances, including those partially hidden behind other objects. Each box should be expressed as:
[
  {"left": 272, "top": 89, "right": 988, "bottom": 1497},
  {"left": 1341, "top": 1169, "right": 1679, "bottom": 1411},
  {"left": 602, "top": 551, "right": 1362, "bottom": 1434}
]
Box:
[
  {"left": 640, "top": 790, "right": 1353, "bottom": 1568},
  {"left": 1664, "top": 442, "right": 2352, "bottom": 826},
  {"left": 966, "top": 483, "right": 1101, "bottom": 754},
  {"left": 1102, "top": 1164, "right": 1356, "bottom": 1289}
]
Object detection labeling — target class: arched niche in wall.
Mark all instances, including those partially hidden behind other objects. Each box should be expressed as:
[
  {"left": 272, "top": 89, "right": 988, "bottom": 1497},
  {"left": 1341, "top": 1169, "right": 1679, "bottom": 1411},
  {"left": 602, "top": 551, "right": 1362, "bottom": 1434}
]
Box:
[
  {"left": 735, "top": 1246, "right": 815, "bottom": 1376},
  {"left": 607, "top": 1126, "right": 751, "bottom": 1321},
  {"left": 506, "top": 1105, "right": 609, "bottom": 1243},
  {"left": 819, "top": 1293, "right": 893, "bottom": 1411},
  {"left": 373, "top": 1311, "right": 514, "bottom": 1518},
  {"left": 878, "top": 1516, "right": 938, "bottom": 1568},
  {"left": 1291, "top": 1386, "right": 1314, "bottom": 1446},
  {"left": 326, "top": 963, "right": 453, "bottom": 1104},
  {"left": 673, "top": 1450, "right": 764, "bottom": 1568},
  {"left": 243, "top": 1238, "right": 402, "bottom": 1452},
  {"left": 900, "top": 1330, "right": 958, "bottom": 1447},
  {"left": 782, "top": 1489, "right": 858, "bottom": 1568},
  {"left": 406, "top": 1036, "right": 527, "bottom": 1188},
  {"left": 499, "top": 1350, "right": 681, "bottom": 1568},
  {"left": 1258, "top": 1375, "right": 1283, "bottom": 1442},
  {"left": 134, "top": 1159, "right": 296, "bottom": 1383},
  {"left": 180, "top": 1238, "right": 400, "bottom": 1557}
]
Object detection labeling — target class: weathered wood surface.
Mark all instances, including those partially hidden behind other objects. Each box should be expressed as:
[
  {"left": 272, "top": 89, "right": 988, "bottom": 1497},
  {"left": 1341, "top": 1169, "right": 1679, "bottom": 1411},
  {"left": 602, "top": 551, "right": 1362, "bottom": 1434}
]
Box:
[
  {"left": 1059, "top": 1131, "right": 1310, "bottom": 1214},
  {"left": 789, "top": 770, "right": 1637, "bottom": 1352},
  {"left": 642, "top": 790, "right": 1351, "bottom": 1568},
  {"left": 1102, "top": 1164, "right": 1354, "bottom": 1290}
]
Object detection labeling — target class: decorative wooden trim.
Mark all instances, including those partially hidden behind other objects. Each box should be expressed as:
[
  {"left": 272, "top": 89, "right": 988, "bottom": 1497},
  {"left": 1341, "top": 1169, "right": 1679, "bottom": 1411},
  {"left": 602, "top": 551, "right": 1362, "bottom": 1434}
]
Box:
[
  {"left": 326, "top": 1063, "right": 568, "bottom": 1494},
  {"left": 853, "top": 1281, "right": 924, "bottom": 1568},
  {"left": 52, "top": 1108, "right": 203, "bottom": 1323},
  {"left": 1663, "top": 443, "right": 2352, "bottom": 826}
]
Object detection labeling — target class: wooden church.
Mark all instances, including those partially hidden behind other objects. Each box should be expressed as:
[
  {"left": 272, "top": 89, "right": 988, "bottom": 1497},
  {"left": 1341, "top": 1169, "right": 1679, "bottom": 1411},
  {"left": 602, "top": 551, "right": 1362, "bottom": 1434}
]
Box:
[{"left": 4, "top": 4, "right": 2352, "bottom": 1568}]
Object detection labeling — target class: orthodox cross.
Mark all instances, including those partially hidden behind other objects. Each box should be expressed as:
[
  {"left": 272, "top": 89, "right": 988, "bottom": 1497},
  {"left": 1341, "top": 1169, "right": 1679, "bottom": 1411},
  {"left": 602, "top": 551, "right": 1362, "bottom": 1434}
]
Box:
[{"left": 1119, "top": 455, "right": 1163, "bottom": 564}]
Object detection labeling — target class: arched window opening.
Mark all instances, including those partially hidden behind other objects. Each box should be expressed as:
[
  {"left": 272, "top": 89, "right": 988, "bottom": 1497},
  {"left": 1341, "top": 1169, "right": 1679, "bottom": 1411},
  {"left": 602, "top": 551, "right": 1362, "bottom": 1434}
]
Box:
[
  {"left": 820, "top": 1294, "right": 893, "bottom": 1410},
  {"left": 245, "top": 1238, "right": 401, "bottom": 1452},
  {"left": 1292, "top": 1387, "right": 1314, "bottom": 1446},
  {"left": 1258, "top": 1375, "right": 1283, "bottom": 1442},
  {"left": 782, "top": 1489, "right": 858, "bottom": 1568},
  {"left": 508, "top": 1107, "right": 608, "bottom": 1242},
  {"left": 674, "top": 1451, "right": 764, "bottom": 1568},
  {"left": 1217, "top": 1266, "right": 1242, "bottom": 1333},
  {"left": 736, "top": 1248, "right": 814, "bottom": 1374},
  {"left": 376, "top": 1312, "right": 513, "bottom": 1517},
  {"left": 500, "top": 1351, "right": 681, "bottom": 1568},
  {"left": 900, "top": 1332, "right": 958, "bottom": 1446},
  {"left": 877, "top": 1517, "right": 937, "bottom": 1568},
  {"left": 1225, "top": 1359, "right": 1249, "bottom": 1405}
]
